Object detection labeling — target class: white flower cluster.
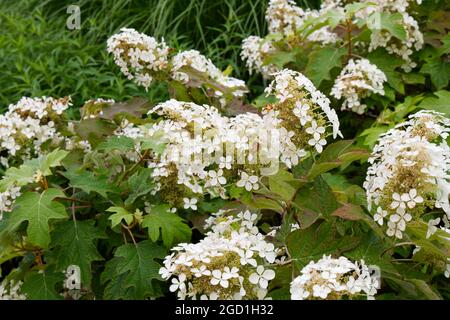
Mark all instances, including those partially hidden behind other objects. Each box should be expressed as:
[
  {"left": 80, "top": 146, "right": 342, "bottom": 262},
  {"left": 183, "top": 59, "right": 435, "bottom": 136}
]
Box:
[
  {"left": 331, "top": 58, "right": 387, "bottom": 114},
  {"left": 145, "top": 99, "right": 280, "bottom": 204},
  {"left": 290, "top": 255, "right": 379, "bottom": 300},
  {"left": 241, "top": 0, "right": 338, "bottom": 78},
  {"left": 264, "top": 69, "right": 342, "bottom": 153},
  {"left": 266, "top": 0, "right": 304, "bottom": 36},
  {"left": 265, "top": 0, "right": 339, "bottom": 43},
  {"left": 356, "top": 0, "right": 424, "bottom": 72},
  {"left": 364, "top": 110, "right": 450, "bottom": 239},
  {"left": 0, "top": 280, "right": 26, "bottom": 300},
  {"left": 265, "top": 0, "right": 339, "bottom": 44},
  {"left": 240, "top": 36, "right": 279, "bottom": 78},
  {"left": 0, "top": 96, "right": 70, "bottom": 167},
  {"left": 107, "top": 28, "right": 170, "bottom": 90},
  {"left": 107, "top": 29, "right": 247, "bottom": 104},
  {"left": 159, "top": 210, "right": 278, "bottom": 300},
  {"left": 145, "top": 72, "right": 341, "bottom": 206}
]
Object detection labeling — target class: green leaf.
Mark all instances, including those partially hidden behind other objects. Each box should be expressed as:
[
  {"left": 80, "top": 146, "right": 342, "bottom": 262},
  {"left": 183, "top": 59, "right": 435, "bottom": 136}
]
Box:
[
  {"left": 97, "top": 136, "right": 135, "bottom": 153},
  {"left": 331, "top": 203, "right": 383, "bottom": 236},
  {"left": 107, "top": 207, "right": 134, "bottom": 228},
  {"left": 345, "top": 2, "right": 375, "bottom": 19},
  {"left": 265, "top": 48, "right": 300, "bottom": 68},
  {"left": 138, "top": 129, "right": 167, "bottom": 155},
  {"left": 360, "top": 126, "right": 391, "bottom": 148},
  {"left": 8, "top": 189, "right": 67, "bottom": 248},
  {"left": 253, "top": 93, "right": 278, "bottom": 109},
  {"left": 377, "top": 95, "right": 423, "bottom": 123},
  {"left": 439, "top": 33, "right": 450, "bottom": 55},
  {"left": 402, "top": 73, "right": 425, "bottom": 85},
  {"left": 308, "top": 140, "right": 369, "bottom": 180},
  {"left": 306, "top": 46, "right": 346, "bottom": 87},
  {"left": 345, "top": 231, "right": 399, "bottom": 275},
  {"left": 141, "top": 205, "right": 192, "bottom": 247},
  {"left": 125, "top": 168, "right": 154, "bottom": 206},
  {"left": 419, "top": 90, "right": 450, "bottom": 117},
  {"left": 293, "top": 176, "right": 340, "bottom": 219},
  {"left": 287, "top": 221, "right": 360, "bottom": 270},
  {"left": 168, "top": 80, "right": 194, "bottom": 102},
  {"left": 74, "top": 118, "right": 117, "bottom": 147},
  {"left": 331, "top": 203, "right": 365, "bottom": 221},
  {"left": 367, "top": 49, "right": 404, "bottom": 94},
  {"left": 267, "top": 265, "right": 292, "bottom": 300},
  {"left": 322, "top": 173, "right": 367, "bottom": 206},
  {"left": 387, "top": 277, "right": 443, "bottom": 299},
  {"left": 242, "top": 196, "right": 284, "bottom": 213},
  {"left": 47, "top": 220, "right": 105, "bottom": 286},
  {"left": 229, "top": 184, "right": 244, "bottom": 199},
  {"left": 322, "top": 8, "right": 345, "bottom": 28},
  {"left": 406, "top": 220, "right": 449, "bottom": 260},
  {"left": 0, "top": 244, "right": 25, "bottom": 265},
  {"left": 22, "top": 270, "right": 64, "bottom": 300},
  {"left": 407, "top": 279, "right": 442, "bottom": 300},
  {"left": 100, "top": 97, "right": 151, "bottom": 120},
  {"left": 30, "top": 149, "right": 69, "bottom": 176},
  {"left": 420, "top": 58, "right": 450, "bottom": 90},
  {"left": 0, "top": 164, "right": 34, "bottom": 192},
  {"left": 367, "top": 12, "right": 407, "bottom": 41},
  {"left": 101, "top": 240, "right": 166, "bottom": 299},
  {"left": 101, "top": 258, "right": 132, "bottom": 299},
  {"left": 0, "top": 149, "right": 68, "bottom": 192},
  {"left": 62, "top": 169, "right": 120, "bottom": 198},
  {"left": 268, "top": 169, "right": 303, "bottom": 202}
]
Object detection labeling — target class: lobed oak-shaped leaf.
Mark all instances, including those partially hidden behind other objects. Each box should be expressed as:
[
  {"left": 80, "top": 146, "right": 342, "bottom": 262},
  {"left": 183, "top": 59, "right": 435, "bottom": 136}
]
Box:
[
  {"left": 62, "top": 169, "right": 120, "bottom": 198},
  {"left": 101, "top": 240, "right": 166, "bottom": 299},
  {"left": 305, "top": 46, "right": 346, "bottom": 87},
  {"left": 107, "top": 207, "right": 134, "bottom": 228},
  {"left": 141, "top": 205, "right": 191, "bottom": 247},
  {"left": 47, "top": 220, "right": 105, "bottom": 286},
  {"left": 22, "top": 270, "right": 64, "bottom": 300},
  {"left": 8, "top": 189, "right": 67, "bottom": 248},
  {"left": 287, "top": 221, "right": 360, "bottom": 271}
]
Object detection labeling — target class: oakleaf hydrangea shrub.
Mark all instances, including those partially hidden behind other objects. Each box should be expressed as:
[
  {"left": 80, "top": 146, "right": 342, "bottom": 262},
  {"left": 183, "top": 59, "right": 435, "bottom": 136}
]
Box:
[{"left": 0, "top": 0, "right": 449, "bottom": 300}]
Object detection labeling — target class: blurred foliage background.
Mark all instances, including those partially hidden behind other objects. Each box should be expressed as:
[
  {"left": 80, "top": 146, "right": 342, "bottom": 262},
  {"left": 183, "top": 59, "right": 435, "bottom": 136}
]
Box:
[{"left": 0, "top": 0, "right": 320, "bottom": 112}]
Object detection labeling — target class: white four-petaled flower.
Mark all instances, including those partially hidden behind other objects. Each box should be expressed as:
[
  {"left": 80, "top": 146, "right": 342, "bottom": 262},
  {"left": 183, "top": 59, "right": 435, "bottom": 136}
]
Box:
[
  {"left": 169, "top": 273, "right": 186, "bottom": 293},
  {"left": 374, "top": 207, "right": 388, "bottom": 225},
  {"left": 248, "top": 266, "right": 275, "bottom": 289},
  {"left": 210, "top": 270, "right": 230, "bottom": 288},
  {"left": 236, "top": 171, "right": 259, "bottom": 191},
  {"left": 183, "top": 198, "right": 198, "bottom": 210}
]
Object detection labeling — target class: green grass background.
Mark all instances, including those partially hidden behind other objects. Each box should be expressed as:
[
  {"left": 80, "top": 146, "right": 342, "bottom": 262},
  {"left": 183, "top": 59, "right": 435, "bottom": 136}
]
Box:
[{"left": 0, "top": 0, "right": 319, "bottom": 113}]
